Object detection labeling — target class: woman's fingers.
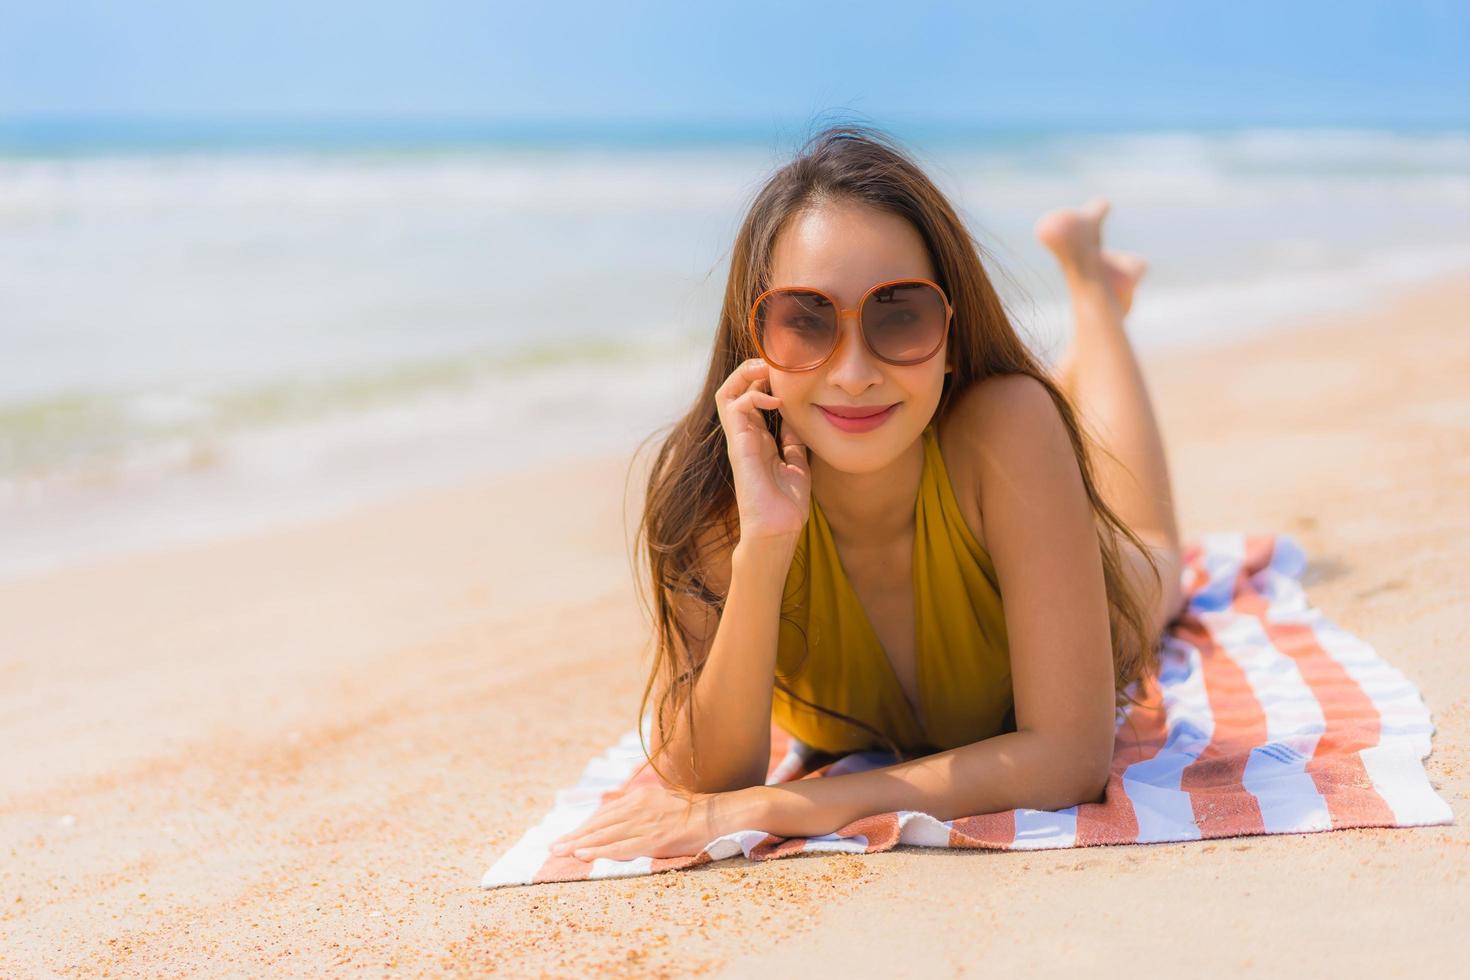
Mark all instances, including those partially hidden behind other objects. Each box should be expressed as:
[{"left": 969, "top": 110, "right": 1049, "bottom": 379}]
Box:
[
  {"left": 779, "top": 422, "right": 807, "bottom": 458},
  {"left": 714, "top": 355, "right": 808, "bottom": 539},
  {"left": 729, "top": 388, "right": 780, "bottom": 421},
  {"left": 715, "top": 359, "right": 767, "bottom": 419},
  {"left": 719, "top": 364, "right": 782, "bottom": 444},
  {"left": 719, "top": 359, "right": 774, "bottom": 401},
  {"left": 551, "top": 798, "right": 629, "bottom": 846},
  {"left": 731, "top": 378, "right": 775, "bottom": 413},
  {"left": 553, "top": 818, "right": 638, "bottom": 856}
]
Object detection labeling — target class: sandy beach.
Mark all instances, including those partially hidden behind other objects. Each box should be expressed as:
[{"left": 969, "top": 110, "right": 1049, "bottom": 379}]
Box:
[{"left": 4, "top": 270, "right": 1468, "bottom": 977}]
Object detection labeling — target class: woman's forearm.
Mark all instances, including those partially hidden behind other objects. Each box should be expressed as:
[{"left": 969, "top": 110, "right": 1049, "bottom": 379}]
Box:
[
  {"left": 655, "top": 539, "right": 794, "bottom": 793},
  {"left": 745, "top": 728, "right": 1109, "bottom": 840}
]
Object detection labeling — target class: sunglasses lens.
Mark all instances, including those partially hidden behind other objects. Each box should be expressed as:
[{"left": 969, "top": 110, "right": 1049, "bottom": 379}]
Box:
[
  {"left": 754, "top": 289, "right": 836, "bottom": 369},
  {"left": 861, "top": 281, "right": 948, "bottom": 363}
]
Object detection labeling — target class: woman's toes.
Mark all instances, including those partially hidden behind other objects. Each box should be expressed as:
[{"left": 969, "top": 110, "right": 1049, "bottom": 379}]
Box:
[
  {"left": 1081, "top": 196, "right": 1111, "bottom": 224},
  {"left": 1100, "top": 249, "right": 1147, "bottom": 316},
  {"left": 1108, "top": 249, "right": 1149, "bottom": 283},
  {"left": 1034, "top": 198, "right": 1111, "bottom": 268},
  {"left": 1032, "top": 206, "right": 1082, "bottom": 252}
]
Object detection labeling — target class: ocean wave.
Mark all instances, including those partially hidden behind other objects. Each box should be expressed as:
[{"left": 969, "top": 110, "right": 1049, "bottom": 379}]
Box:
[
  {"left": 1, "top": 129, "right": 1466, "bottom": 220},
  {"left": 0, "top": 149, "right": 770, "bottom": 220},
  {"left": 0, "top": 334, "right": 701, "bottom": 487},
  {"left": 2, "top": 126, "right": 1468, "bottom": 577}
]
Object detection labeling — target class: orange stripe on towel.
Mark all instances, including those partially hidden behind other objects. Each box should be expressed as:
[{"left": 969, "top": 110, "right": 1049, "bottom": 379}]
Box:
[
  {"left": 1076, "top": 670, "right": 1171, "bottom": 845},
  {"left": 1233, "top": 594, "right": 1395, "bottom": 828},
  {"left": 1176, "top": 610, "right": 1268, "bottom": 837}
]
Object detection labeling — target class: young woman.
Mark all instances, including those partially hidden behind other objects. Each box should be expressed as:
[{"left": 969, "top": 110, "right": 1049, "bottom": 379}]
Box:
[{"left": 550, "top": 125, "right": 1185, "bottom": 863}]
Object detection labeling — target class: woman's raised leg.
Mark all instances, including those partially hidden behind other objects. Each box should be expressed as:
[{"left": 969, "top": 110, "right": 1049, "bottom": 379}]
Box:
[{"left": 1035, "top": 198, "right": 1186, "bottom": 636}]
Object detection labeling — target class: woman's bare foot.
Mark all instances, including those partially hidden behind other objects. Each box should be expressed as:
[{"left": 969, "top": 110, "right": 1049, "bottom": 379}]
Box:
[
  {"left": 1035, "top": 198, "right": 1182, "bottom": 626},
  {"left": 1033, "top": 197, "right": 1148, "bottom": 316},
  {"left": 1039, "top": 198, "right": 1150, "bottom": 390},
  {"left": 1099, "top": 250, "right": 1148, "bottom": 317}
]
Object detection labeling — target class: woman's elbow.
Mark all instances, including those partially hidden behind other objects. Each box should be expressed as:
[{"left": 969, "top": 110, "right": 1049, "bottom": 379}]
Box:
[
  {"left": 1043, "top": 735, "right": 1113, "bottom": 809},
  {"left": 1073, "top": 741, "right": 1114, "bottom": 805},
  {"left": 1075, "top": 764, "right": 1110, "bottom": 805},
  {"left": 660, "top": 757, "right": 767, "bottom": 796}
]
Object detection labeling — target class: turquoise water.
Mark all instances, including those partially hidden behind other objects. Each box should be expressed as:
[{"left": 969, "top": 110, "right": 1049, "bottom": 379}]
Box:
[{"left": 2, "top": 122, "right": 1468, "bottom": 576}]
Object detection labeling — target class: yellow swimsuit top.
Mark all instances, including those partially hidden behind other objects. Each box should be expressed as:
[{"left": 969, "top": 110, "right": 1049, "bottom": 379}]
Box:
[{"left": 772, "top": 421, "right": 1014, "bottom": 757}]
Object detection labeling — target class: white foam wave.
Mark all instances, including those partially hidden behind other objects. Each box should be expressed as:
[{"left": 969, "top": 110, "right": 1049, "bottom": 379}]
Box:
[
  {"left": 0, "top": 149, "right": 770, "bottom": 219},
  {"left": 3, "top": 127, "right": 1468, "bottom": 577}
]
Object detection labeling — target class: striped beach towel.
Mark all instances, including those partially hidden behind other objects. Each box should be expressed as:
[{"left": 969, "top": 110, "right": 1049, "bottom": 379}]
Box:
[{"left": 481, "top": 531, "right": 1453, "bottom": 888}]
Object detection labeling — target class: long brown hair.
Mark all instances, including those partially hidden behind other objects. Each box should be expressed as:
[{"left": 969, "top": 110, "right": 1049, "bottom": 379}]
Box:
[{"left": 628, "top": 121, "right": 1162, "bottom": 789}]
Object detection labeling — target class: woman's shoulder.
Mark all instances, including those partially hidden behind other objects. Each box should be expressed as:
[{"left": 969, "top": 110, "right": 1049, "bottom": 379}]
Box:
[
  {"left": 936, "top": 372, "right": 1072, "bottom": 554},
  {"left": 944, "top": 372, "right": 1062, "bottom": 434}
]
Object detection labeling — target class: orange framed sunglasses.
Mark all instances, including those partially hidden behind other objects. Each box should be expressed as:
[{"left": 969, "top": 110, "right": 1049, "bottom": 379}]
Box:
[{"left": 747, "top": 277, "right": 954, "bottom": 372}]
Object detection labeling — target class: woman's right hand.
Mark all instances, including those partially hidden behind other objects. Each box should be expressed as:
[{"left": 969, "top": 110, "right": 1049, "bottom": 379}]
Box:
[{"left": 715, "top": 358, "right": 811, "bottom": 551}]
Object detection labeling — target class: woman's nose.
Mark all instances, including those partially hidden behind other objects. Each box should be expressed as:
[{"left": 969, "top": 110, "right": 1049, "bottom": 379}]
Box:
[{"left": 825, "top": 310, "right": 883, "bottom": 391}]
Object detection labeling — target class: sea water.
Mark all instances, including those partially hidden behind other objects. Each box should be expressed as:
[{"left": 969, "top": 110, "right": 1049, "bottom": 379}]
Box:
[{"left": 2, "top": 123, "right": 1467, "bottom": 578}]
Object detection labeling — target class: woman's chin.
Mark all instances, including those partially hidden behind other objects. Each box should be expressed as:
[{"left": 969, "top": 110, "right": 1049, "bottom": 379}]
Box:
[{"left": 802, "top": 418, "right": 923, "bottom": 475}]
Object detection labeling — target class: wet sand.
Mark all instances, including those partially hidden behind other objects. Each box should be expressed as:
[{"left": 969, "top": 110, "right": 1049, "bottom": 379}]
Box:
[{"left": 3, "top": 270, "right": 1467, "bottom": 977}]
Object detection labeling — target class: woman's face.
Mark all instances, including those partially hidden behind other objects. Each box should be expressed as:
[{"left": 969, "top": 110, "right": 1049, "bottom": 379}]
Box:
[{"left": 764, "top": 201, "right": 952, "bottom": 475}]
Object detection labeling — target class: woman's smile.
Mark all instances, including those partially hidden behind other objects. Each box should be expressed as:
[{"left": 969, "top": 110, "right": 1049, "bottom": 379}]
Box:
[{"left": 816, "top": 401, "right": 900, "bottom": 433}]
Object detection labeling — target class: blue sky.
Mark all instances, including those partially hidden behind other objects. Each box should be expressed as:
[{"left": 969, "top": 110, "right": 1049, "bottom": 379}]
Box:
[{"left": 2, "top": 1, "right": 1467, "bottom": 128}]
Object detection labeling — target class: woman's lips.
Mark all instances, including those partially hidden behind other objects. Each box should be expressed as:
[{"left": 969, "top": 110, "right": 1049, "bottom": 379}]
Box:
[{"left": 817, "top": 403, "right": 899, "bottom": 433}]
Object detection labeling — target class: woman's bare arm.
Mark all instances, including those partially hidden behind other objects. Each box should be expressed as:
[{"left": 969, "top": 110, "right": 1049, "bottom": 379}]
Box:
[
  {"left": 735, "top": 373, "right": 1118, "bottom": 836},
  {"left": 649, "top": 534, "right": 793, "bottom": 794},
  {"left": 648, "top": 358, "right": 811, "bottom": 793}
]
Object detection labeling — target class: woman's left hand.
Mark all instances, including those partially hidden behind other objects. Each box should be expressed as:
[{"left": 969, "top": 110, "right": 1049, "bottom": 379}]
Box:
[{"left": 548, "top": 782, "right": 763, "bottom": 863}]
